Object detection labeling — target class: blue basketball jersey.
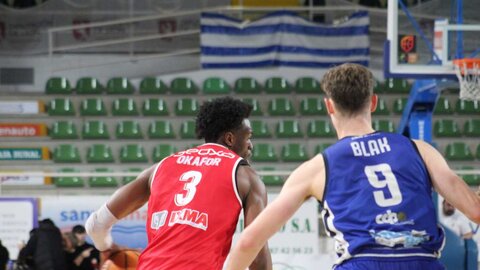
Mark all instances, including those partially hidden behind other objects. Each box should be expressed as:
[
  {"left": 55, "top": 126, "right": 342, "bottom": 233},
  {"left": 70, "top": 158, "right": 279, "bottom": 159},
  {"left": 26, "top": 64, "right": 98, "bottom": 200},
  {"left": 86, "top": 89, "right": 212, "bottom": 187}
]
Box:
[{"left": 321, "top": 132, "right": 445, "bottom": 266}]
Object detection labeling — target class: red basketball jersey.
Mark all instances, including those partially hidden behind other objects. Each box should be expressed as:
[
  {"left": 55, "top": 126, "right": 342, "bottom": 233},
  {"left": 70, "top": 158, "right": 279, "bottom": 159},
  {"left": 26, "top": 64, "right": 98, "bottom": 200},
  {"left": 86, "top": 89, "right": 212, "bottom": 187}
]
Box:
[{"left": 137, "top": 143, "right": 244, "bottom": 270}]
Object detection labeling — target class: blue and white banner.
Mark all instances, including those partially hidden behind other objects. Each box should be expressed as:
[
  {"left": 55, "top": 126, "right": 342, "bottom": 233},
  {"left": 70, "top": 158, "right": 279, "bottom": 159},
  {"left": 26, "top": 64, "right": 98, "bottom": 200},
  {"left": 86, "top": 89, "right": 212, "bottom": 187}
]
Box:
[{"left": 200, "top": 11, "right": 369, "bottom": 68}]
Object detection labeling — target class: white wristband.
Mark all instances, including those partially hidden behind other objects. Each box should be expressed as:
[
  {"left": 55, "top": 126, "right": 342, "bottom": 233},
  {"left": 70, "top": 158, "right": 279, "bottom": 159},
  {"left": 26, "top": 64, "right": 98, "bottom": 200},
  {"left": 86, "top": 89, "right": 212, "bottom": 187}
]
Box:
[{"left": 85, "top": 204, "right": 118, "bottom": 251}]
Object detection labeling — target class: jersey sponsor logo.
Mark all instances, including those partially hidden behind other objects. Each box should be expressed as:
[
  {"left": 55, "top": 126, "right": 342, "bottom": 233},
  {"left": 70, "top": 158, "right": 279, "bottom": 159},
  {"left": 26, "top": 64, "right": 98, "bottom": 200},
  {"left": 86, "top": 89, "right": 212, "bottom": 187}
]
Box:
[
  {"left": 176, "top": 156, "right": 221, "bottom": 167},
  {"left": 350, "top": 137, "right": 391, "bottom": 157},
  {"left": 150, "top": 208, "right": 209, "bottom": 231},
  {"left": 375, "top": 209, "right": 414, "bottom": 225},
  {"left": 169, "top": 208, "right": 208, "bottom": 231},
  {"left": 174, "top": 147, "right": 236, "bottom": 159}
]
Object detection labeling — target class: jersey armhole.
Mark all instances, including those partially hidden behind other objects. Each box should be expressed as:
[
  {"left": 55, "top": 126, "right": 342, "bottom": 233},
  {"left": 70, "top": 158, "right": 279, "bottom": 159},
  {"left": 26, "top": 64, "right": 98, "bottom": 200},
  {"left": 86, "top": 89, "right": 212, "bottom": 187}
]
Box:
[
  {"left": 232, "top": 157, "right": 245, "bottom": 207},
  {"left": 409, "top": 139, "right": 434, "bottom": 187},
  {"left": 318, "top": 152, "right": 329, "bottom": 208},
  {"left": 149, "top": 156, "right": 169, "bottom": 190}
]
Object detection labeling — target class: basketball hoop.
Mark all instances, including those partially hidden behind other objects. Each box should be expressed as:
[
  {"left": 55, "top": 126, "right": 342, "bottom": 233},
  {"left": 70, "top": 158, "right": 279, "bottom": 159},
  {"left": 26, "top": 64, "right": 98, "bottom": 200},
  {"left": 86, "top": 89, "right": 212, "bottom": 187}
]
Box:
[{"left": 453, "top": 58, "right": 480, "bottom": 101}]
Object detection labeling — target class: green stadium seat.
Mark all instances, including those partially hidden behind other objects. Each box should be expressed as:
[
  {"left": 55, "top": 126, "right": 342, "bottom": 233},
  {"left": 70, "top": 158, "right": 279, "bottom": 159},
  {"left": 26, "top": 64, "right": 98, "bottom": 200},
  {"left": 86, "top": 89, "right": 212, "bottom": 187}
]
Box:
[
  {"left": 76, "top": 77, "right": 103, "bottom": 95},
  {"left": 276, "top": 120, "right": 303, "bottom": 138},
  {"left": 268, "top": 98, "right": 295, "bottom": 116},
  {"left": 123, "top": 168, "right": 143, "bottom": 184},
  {"left": 241, "top": 98, "right": 263, "bottom": 116},
  {"left": 374, "top": 80, "right": 386, "bottom": 94},
  {"left": 307, "top": 120, "right": 335, "bottom": 138},
  {"left": 80, "top": 98, "right": 107, "bottom": 116},
  {"left": 52, "top": 144, "right": 81, "bottom": 163},
  {"left": 116, "top": 121, "right": 143, "bottom": 139},
  {"left": 139, "top": 77, "right": 168, "bottom": 94},
  {"left": 86, "top": 144, "right": 114, "bottom": 163},
  {"left": 142, "top": 98, "right": 169, "bottom": 116},
  {"left": 385, "top": 78, "right": 410, "bottom": 94},
  {"left": 203, "top": 77, "right": 231, "bottom": 94},
  {"left": 264, "top": 77, "right": 291, "bottom": 94},
  {"left": 46, "top": 77, "right": 72, "bottom": 94},
  {"left": 260, "top": 167, "right": 284, "bottom": 186},
  {"left": 152, "top": 144, "right": 177, "bottom": 162},
  {"left": 170, "top": 77, "right": 198, "bottom": 94},
  {"left": 251, "top": 120, "right": 271, "bottom": 138},
  {"left": 464, "top": 119, "right": 480, "bottom": 137},
  {"left": 119, "top": 144, "right": 148, "bottom": 163},
  {"left": 234, "top": 77, "right": 262, "bottom": 94},
  {"left": 434, "top": 97, "right": 454, "bottom": 115},
  {"left": 48, "top": 98, "right": 75, "bottom": 116},
  {"left": 252, "top": 143, "right": 278, "bottom": 162},
  {"left": 314, "top": 143, "right": 333, "bottom": 154},
  {"left": 459, "top": 166, "right": 480, "bottom": 186},
  {"left": 50, "top": 121, "right": 78, "bottom": 139},
  {"left": 300, "top": 97, "right": 326, "bottom": 115},
  {"left": 112, "top": 98, "right": 138, "bottom": 116},
  {"left": 455, "top": 99, "right": 480, "bottom": 115},
  {"left": 180, "top": 121, "right": 196, "bottom": 139},
  {"left": 445, "top": 142, "right": 474, "bottom": 161},
  {"left": 372, "top": 98, "right": 390, "bottom": 116},
  {"left": 393, "top": 98, "right": 408, "bottom": 115},
  {"left": 373, "top": 119, "right": 395, "bottom": 132},
  {"left": 89, "top": 168, "right": 117, "bottom": 187},
  {"left": 433, "top": 119, "right": 461, "bottom": 137},
  {"left": 82, "top": 121, "right": 110, "bottom": 139},
  {"left": 54, "top": 168, "right": 84, "bottom": 187},
  {"left": 175, "top": 98, "right": 199, "bottom": 116},
  {"left": 282, "top": 143, "right": 309, "bottom": 162},
  {"left": 295, "top": 77, "right": 321, "bottom": 94},
  {"left": 106, "top": 77, "right": 134, "bottom": 95},
  {"left": 148, "top": 121, "right": 175, "bottom": 139}
]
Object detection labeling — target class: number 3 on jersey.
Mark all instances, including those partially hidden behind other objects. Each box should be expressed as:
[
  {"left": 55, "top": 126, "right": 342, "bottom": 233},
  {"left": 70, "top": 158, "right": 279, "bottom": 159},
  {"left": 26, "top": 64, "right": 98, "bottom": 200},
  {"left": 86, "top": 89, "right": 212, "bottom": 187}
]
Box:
[
  {"left": 175, "top": 171, "right": 203, "bottom": 206},
  {"left": 364, "top": 164, "right": 403, "bottom": 207}
]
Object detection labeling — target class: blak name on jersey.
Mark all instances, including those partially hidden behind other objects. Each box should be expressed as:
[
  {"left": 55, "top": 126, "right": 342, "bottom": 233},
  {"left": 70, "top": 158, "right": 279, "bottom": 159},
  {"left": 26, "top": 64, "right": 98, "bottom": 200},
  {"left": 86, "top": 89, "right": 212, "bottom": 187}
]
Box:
[{"left": 350, "top": 137, "right": 392, "bottom": 157}]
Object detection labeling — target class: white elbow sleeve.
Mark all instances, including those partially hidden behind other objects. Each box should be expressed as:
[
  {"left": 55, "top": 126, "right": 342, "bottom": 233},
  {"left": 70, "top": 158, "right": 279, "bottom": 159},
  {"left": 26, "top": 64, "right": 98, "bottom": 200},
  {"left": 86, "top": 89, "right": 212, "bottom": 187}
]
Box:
[{"left": 85, "top": 204, "right": 118, "bottom": 251}]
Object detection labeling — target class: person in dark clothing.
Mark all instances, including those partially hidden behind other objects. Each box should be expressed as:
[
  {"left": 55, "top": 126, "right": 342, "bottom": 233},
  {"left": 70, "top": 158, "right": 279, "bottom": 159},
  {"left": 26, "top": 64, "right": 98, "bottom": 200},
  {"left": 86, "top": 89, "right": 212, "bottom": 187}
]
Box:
[
  {"left": 0, "top": 239, "right": 9, "bottom": 270},
  {"left": 21, "top": 219, "right": 67, "bottom": 270},
  {"left": 71, "top": 225, "right": 99, "bottom": 270}
]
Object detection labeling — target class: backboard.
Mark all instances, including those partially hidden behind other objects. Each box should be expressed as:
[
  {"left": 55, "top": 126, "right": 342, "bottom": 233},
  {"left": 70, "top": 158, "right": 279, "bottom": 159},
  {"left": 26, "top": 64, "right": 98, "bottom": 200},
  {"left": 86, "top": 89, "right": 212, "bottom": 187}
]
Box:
[{"left": 385, "top": 0, "right": 480, "bottom": 80}]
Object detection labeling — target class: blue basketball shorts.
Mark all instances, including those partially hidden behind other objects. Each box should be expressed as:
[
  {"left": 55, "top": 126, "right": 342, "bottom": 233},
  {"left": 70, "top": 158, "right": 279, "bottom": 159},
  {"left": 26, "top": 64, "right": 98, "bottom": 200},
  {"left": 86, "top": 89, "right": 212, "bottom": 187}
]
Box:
[{"left": 334, "top": 257, "right": 445, "bottom": 270}]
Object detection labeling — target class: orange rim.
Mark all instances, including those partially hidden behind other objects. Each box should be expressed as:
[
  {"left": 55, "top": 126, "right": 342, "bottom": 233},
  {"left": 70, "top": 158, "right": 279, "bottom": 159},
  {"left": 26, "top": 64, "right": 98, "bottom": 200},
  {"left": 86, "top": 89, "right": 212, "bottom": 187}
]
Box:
[{"left": 453, "top": 58, "right": 480, "bottom": 74}]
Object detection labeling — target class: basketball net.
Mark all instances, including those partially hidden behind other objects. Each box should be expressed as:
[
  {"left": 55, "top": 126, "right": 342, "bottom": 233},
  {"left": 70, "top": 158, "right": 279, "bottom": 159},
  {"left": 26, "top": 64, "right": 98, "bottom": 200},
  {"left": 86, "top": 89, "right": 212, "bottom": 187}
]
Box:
[{"left": 453, "top": 59, "right": 480, "bottom": 101}]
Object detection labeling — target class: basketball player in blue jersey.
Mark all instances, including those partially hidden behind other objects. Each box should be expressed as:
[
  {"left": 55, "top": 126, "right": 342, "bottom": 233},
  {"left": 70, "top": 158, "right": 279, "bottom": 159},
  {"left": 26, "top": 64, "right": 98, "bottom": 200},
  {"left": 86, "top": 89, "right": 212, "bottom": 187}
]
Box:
[{"left": 226, "top": 63, "right": 480, "bottom": 270}]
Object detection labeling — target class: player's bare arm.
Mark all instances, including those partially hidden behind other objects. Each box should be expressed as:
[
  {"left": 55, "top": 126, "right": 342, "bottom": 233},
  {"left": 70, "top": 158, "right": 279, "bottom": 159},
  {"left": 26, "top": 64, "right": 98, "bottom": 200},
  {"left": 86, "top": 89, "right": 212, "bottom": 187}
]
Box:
[
  {"left": 85, "top": 164, "right": 156, "bottom": 251},
  {"left": 236, "top": 165, "right": 272, "bottom": 270},
  {"left": 414, "top": 140, "right": 480, "bottom": 223},
  {"left": 226, "top": 154, "right": 326, "bottom": 270}
]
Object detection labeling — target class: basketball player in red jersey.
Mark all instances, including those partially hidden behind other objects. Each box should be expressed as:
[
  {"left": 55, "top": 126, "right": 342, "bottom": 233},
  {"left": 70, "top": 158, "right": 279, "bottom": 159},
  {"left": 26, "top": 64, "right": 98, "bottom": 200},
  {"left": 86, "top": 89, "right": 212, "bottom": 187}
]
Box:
[{"left": 85, "top": 97, "right": 272, "bottom": 270}]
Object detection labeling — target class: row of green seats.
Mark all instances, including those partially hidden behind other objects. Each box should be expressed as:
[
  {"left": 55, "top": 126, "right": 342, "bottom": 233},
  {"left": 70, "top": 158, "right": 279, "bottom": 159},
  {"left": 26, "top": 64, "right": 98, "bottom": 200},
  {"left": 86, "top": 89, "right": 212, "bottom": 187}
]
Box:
[
  {"left": 444, "top": 142, "right": 480, "bottom": 161},
  {"left": 54, "top": 165, "right": 479, "bottom": 188},
  {"left": 50, "top": 143, "right": 336, "bottom": 164},
  {"left": 52, "top": 144, "right": 177, "bottom": 163},
  {"left": 434, "top": 98, "right": 480, "bottom": 115},
  {"left": 46, "top": 77, "right": 323, "bottom": 95},
  {"left": 49, "top": 119, "right": 398, "bottom": 140},
  {"left": 54, "top": 167, "right": 142, "bottom": 187},
  {"left": 46, "top": 76, "right": 417, "bottom": 95},
  {"left": 47, "top": 97, "right": 327, "bottom": 117},
  {"left": 50, "top": 120, "right": 337, "bottom": 140},
  {"left": 54, "top": 167, "right": 289, "bottom": 187},
  {"left": 51, "top": 120, "right": 192, "bottom": 139},
  {"left": 51, "top": 141, "right": 479, "bottom": 163},
  {"left": 48, "top": 96, "right": 454, "bottom": 117},
  {"left": 433, "top": 119, "right": 480, "bottom": 137}
]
